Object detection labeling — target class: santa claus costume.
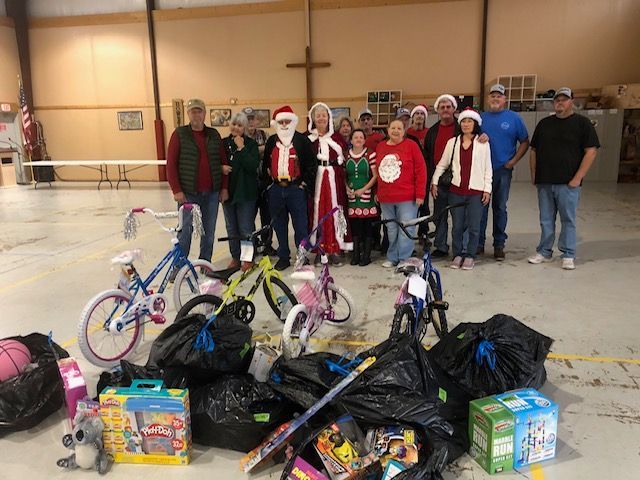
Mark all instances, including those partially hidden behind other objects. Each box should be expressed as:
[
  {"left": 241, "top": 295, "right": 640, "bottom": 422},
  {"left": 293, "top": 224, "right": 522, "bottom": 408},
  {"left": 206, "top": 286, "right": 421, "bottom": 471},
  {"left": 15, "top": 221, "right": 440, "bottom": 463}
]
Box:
[
  {"left": 307, "top": 102, "right": 352, "bottom": 259},
  {"left": 262, "top": 106, "right": 316, "bottom": 270}
]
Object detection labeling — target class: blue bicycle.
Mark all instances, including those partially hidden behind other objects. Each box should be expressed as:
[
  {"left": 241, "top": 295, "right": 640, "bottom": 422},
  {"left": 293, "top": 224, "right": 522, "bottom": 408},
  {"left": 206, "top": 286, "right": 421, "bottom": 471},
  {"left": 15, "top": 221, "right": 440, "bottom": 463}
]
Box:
[
  {"left": 381, "top": 204, "right": 462, "bottom": 340},
  {"left": 78, "top": 204, "right": 216, "bottom": 367}
]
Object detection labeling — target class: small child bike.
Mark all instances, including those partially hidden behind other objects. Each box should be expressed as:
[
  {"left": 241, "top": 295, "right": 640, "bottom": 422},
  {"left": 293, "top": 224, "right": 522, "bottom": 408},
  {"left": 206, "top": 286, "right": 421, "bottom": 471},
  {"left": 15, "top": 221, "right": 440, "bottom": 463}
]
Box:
[
  {"left": 78, "top": 204, "right": 215, "bottom": 367},
  {"left": 175, "top": 224, "right": 298, "bottom": 325},
  {"left": 281, "top": 207, "right": 357, "bottom": 359},
  {"left": 380, "top": 204, "right": 462, "bottom": 341}
]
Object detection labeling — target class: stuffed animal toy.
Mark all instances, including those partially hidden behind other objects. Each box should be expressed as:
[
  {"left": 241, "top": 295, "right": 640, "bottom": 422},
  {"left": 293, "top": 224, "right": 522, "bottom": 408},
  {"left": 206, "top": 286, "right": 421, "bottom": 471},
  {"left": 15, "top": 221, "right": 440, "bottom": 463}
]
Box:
[{"left": 56, "top": 409, "right": 110, "bottom": 474}]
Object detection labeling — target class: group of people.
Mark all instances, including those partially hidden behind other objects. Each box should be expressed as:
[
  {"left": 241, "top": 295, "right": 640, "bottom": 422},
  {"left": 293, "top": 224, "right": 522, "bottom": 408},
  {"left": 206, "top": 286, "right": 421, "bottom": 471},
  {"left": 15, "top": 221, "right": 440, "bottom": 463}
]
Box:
[{"left": 166, "top": 84, "right": 599, "bottom": 273}]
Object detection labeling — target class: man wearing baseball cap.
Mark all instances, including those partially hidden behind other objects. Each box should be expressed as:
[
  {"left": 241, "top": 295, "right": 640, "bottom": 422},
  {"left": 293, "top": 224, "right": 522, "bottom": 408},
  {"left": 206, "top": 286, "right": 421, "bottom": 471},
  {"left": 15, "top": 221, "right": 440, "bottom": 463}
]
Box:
[
  {"left": 243, "top": 106, "right": 276, "bottom": 256},
  {"left": 166, "top": 98, "right": 229, "bottom": 267},
  {"left": 528, "top": 87, "right": 600, "bottom": 270},
  {"left": 478, "top": 84, "right": 530, "bottom": 261},
  {"left": 358, "top": 108, "right": 385, "bottom": 152}
]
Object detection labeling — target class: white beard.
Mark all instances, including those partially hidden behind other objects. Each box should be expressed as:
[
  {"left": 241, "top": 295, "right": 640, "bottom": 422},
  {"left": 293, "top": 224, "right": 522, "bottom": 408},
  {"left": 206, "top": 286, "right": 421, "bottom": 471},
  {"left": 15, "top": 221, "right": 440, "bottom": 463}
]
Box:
[{"left": 276, "top": 120, "right": 297, "bottom": 146}]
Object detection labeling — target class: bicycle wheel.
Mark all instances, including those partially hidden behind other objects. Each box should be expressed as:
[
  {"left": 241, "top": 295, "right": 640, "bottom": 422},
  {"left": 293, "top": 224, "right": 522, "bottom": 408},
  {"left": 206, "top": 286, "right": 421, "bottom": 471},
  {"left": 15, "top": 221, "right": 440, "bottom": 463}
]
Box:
[
  {"left": 428, "top": 273, "right": 448, "bottom": 338},
  {"left": 282, "top": 304, "right": 309, "bottom": 360},
  {"left": 325, "top": 283, "right": 357, "bottom": 325},
  {"left": 173, "top": 259, "right": 216, "bottom": 311},
  {"left": 390, "top": 303, "right": 416, "bottom": 337},
  {"left": 263, "top": 276, "right": 298, "bottom": 321},
  {"left": 175, "top": 294, "right": 223, "bottom": 322},
  {"left": 77, "top": 289, "right": 141, "bottom": 368}
]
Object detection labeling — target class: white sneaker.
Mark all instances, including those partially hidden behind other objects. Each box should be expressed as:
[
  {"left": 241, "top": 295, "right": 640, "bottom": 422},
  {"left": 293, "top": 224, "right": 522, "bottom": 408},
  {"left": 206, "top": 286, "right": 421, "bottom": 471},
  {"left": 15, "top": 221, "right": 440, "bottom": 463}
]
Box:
[
  {"left": 382, "top": 260, "right": 396, "bottom": 268},
  {"left": 528, "top": 253, "right": 552, "bottom": 264},
  {"left": 562, "top": 258, "right": 575, "bottom": 270}
]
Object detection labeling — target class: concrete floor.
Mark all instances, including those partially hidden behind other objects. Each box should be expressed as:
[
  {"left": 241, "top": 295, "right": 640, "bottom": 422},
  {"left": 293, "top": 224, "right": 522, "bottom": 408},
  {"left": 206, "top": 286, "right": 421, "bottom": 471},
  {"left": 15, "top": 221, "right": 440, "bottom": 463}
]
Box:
[{"left": 0, "top": 181, "right": 639, "bottom": 479}]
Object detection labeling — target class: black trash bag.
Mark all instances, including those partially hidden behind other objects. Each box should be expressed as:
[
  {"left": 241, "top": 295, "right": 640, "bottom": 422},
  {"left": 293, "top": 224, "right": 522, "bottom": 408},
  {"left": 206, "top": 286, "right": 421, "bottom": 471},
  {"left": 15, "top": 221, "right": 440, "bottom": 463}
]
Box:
[
  {"left": 96, "top": 360, "right": 191, "bottom": 396},
  {"left": 428, "top": 314, "right": 553, "bottom": 399},
  {"left": 0, "top": 333, "right": 69, "bottom": 434},
  {"left": 190, "top": 374, "right": 298, "bottom": 452},
  {"left": 147, "top": 313, "right": 253, "bottom": 382},
  {"left": 268, "top": 352, "right": 343, "bottom": 409},
  {"left": 269, "top": 335, "right": 445, "bottom": 429}
]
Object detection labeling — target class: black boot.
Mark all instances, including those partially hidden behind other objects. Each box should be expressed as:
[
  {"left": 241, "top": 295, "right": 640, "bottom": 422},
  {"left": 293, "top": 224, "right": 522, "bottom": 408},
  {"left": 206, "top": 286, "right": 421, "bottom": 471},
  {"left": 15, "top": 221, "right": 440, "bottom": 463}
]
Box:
[
  {"left": 359, "top": 238, "right": 372, "bottom": 266},
  {"left": 350, "top": 237, "right": 361, "bottom": 265}
]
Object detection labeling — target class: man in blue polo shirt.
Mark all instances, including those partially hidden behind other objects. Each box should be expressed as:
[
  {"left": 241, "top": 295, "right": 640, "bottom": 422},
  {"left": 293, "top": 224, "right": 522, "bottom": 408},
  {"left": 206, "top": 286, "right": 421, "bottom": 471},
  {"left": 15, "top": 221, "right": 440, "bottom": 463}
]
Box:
[{"left": 479, "top": 84, "right": 530, "bottom": 260}]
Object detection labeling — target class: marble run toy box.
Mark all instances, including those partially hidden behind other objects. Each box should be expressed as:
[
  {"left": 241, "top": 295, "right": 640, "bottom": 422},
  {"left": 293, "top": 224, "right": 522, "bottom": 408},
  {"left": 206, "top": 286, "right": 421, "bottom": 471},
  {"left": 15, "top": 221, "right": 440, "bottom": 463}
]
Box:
[
  {"left": 469, "top": 389, "right": 558, "bottom": 474},
  {"left": 495, "top": 389, "right": 558, "bottom": 469},
  {"left": 99, "top": 380, "right": 191, "bottom": 465},
  {"left": 468, "top": 396, "right": 516, "bottom": 474}
]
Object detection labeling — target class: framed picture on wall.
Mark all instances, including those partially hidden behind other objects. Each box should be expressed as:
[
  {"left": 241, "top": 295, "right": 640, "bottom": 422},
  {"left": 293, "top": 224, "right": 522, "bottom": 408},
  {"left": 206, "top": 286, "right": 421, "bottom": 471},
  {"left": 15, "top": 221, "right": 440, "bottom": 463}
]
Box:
[
  {"left": 210, "top": 108, "right": 232, "bottom": 127},
  {"left": 330, "top": 107, "right": 351, "bottom": 129},
  {"left": 253, "top": 109, "right": 270, "bottom": 129},
  {"left": 117, "top": 111, "right": 143, "bottom": 131}
]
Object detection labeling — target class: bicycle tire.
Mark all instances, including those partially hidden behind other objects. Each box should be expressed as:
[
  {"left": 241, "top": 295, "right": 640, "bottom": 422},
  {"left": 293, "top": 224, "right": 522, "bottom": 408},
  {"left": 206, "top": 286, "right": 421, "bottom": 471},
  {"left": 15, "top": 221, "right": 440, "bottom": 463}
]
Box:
[
  {"left": 325, "top": 283, "right": 356, "bottom": 325},
  {"left": 263, "top": 276, "right": 298, "bottom": 321},
  {"left": 282, "top": 304, "right": 309, "bottom": 360},
  {"left": 77, "top": 289, "right": 141, "bottom": 368},
  {"left": 390, "top": 303, "right": 417, "bottom": 337},
  {"left": 428, "top": 272, "right": 448, "bottom": 338},
  {"left": 175, "top": 294, "right": 224, "bottom": 322},
  {"left": 173, "top": 259, "right": 216, "bottom": 311}
]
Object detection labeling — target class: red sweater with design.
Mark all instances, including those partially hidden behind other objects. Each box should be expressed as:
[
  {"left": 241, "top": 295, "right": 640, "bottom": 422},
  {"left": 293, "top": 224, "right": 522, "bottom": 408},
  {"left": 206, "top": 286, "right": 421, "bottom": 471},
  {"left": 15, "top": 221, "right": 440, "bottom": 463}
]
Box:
[{"left": 375, "top": 139, "right": 427, "bottom": 204}]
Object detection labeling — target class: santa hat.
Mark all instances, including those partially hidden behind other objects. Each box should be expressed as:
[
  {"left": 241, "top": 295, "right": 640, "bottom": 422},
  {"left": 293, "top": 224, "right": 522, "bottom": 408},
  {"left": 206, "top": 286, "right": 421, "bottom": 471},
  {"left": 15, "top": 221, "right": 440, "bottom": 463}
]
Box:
[
  {"left": 457, "top": 107, "right": 482, "bottom": 126},
  {"left": 307, "top": 102, "right": 334, "bottom": 136},
  {"left": 434, "top": 94, "right": 458, "bottom": 111},
  {"left": 411, "top": 104, "right": 428, "bottom": 120},
  {"left": 271, "top": 105, "right": 298, "bottom": 127}
]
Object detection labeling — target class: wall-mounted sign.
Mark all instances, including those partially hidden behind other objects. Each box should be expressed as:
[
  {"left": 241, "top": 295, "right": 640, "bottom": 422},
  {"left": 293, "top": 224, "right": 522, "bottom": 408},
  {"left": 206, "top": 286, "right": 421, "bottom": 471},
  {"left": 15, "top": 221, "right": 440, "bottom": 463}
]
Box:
[{"left": 1, "top": 104, "right": 10, "bottom": 112}]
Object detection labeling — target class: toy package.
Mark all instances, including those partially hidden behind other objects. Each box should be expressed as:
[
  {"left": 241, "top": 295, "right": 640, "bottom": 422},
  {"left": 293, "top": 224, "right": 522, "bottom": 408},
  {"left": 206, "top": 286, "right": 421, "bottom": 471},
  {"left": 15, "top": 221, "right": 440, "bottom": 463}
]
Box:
[
  {"left": 99, "top": 380, "right": 191, "bottom": 465},
  {"left": 469, "top": 388, "right": 558, "bottom": 474},
  {"left": 313, "top": 416, "right": 382, "bottom": 480},
  {"left": 57, "top": 357, "right": 88, "bottom": 424},
  {"left": 367, "top": 426, "right": 419, "bottom": 469},
  {"left": 495, "top": 389, "right": 558, "bottom": 469},
  {"left": 288, "top": 456, "right": 330, "bottom": 480}
]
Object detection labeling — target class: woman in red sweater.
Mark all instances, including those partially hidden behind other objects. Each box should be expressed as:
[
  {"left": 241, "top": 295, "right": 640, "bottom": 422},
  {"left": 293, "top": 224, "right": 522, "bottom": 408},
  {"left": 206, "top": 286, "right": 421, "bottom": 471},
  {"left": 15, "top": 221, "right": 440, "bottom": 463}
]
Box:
[{"left": 376, "top": 119, "right": 427, "bottom": 267}]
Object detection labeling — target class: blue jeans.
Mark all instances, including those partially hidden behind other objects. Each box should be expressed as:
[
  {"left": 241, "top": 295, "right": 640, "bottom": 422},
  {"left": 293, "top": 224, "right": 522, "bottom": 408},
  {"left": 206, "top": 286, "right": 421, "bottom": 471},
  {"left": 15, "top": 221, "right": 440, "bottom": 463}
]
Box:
[
  {"left": 381, "top": 201, "right": 418, "bottom": 264},
  {"left": 479, "top": 166, "right": 513, "bottom": 249},
  {"left": 222, "top": 200, "right": 256, "bottom": 260},
  {"left": 449, "top": 192, "right": 484, "bottom": 259},
  {"left": 536, "top": 184, "right": 581, "bottom": 258},
  {"left": 433, "top": 186, "right": 450, "bottom": 252},
  {"left": 268, "top": 184, "right": 309, "bottom": 260},
  {"left": 177, "top": 191, "right": 220, "bottom": 261}
]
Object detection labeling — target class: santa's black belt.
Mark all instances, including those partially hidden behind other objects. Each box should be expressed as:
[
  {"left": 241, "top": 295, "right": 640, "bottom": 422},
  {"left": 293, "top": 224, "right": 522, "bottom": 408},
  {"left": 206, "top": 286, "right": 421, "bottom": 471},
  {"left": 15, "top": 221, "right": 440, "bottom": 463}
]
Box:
[
  {"left": 274, "top": 178, "right": 301, "bottom": 187},
  {"left": 318, "top": 160, "right": 331, "bottom": 167}
]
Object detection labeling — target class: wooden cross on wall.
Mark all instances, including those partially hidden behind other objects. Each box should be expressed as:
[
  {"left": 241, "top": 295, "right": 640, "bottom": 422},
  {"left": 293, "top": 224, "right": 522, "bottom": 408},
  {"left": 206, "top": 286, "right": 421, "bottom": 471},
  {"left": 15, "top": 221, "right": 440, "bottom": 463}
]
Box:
[
  {"left": 285, "top": 1, "right": 330, "bottom": 110},
  {"left": 287, "top": 46, "right": 330, "bottom": 110}
]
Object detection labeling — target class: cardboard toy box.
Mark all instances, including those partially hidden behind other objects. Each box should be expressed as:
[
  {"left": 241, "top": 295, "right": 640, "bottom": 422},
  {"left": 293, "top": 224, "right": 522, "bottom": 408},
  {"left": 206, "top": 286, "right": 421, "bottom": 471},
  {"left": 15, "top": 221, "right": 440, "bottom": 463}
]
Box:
[
  {"left": 57, "top": 357, "right": 88, "bottom": 424},
  {"left": 495, "top": 389, "right": 558, "bottom": 469},
  {"left": 469, "top": 389, "right": 558, "bottom": 474},
  {"left": 99, "top": 380, "right": 191, "bottom": 465}
]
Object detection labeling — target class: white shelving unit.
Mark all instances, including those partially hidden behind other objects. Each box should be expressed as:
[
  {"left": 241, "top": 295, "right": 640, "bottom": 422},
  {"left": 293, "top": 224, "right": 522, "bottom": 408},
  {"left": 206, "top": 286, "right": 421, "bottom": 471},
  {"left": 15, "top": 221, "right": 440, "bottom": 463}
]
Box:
[
  {"left": 367, "top": 90, "right": 403, "bottom": 128},
  {"left": 496, "top": 74, "right": 537, "bottom": 112}
]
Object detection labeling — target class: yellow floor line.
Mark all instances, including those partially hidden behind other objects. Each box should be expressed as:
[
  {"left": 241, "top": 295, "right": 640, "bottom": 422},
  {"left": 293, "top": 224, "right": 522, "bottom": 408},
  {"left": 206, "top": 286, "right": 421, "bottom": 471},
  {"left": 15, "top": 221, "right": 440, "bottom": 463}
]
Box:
[
  {"left": 547, "top": 352, "right": 640, "bottom": 365},
  {"left": 0, "top": 231, "right": 153, "bottom": 295},
  {"left": 530, "top": 462, "right": 545, "bottom": 480}
]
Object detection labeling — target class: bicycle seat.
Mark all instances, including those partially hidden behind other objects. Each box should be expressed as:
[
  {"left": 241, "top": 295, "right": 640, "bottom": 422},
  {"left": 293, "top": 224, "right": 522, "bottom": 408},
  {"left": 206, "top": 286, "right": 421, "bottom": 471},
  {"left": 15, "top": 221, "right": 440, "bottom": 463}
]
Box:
[
  {"left": 395, "top": 257, "right": 424, "bottom": 276},
  {"left": 111, "top": 249, "right": 143, "bottom": 265},
  {"left": 204, "top": 266, "right": 240, "bottom": 281},
  {"left": 291, "top": 266, "right": 316, "bottom": 281}
]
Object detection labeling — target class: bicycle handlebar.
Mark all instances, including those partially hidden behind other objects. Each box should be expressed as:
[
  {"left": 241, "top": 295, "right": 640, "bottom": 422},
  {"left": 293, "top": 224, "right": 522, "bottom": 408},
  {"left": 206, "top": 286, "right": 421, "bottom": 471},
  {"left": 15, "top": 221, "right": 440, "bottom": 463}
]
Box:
[
  {"left": 379, "top": 202, "right": 467, "bottom": 240},
  {"left": 218, "top": 224, "right": 272, "bottom": 244},
  {"left": 124, "top": 203, "right": 202, "bottom": 239}
]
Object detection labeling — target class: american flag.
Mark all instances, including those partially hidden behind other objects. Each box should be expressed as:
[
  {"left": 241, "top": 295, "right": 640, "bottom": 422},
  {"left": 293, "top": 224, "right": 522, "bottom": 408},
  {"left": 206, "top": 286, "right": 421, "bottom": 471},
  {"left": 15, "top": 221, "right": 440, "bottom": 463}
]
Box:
[{"left": 18, "top": 78, "right": 35, "bottom": 153}]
